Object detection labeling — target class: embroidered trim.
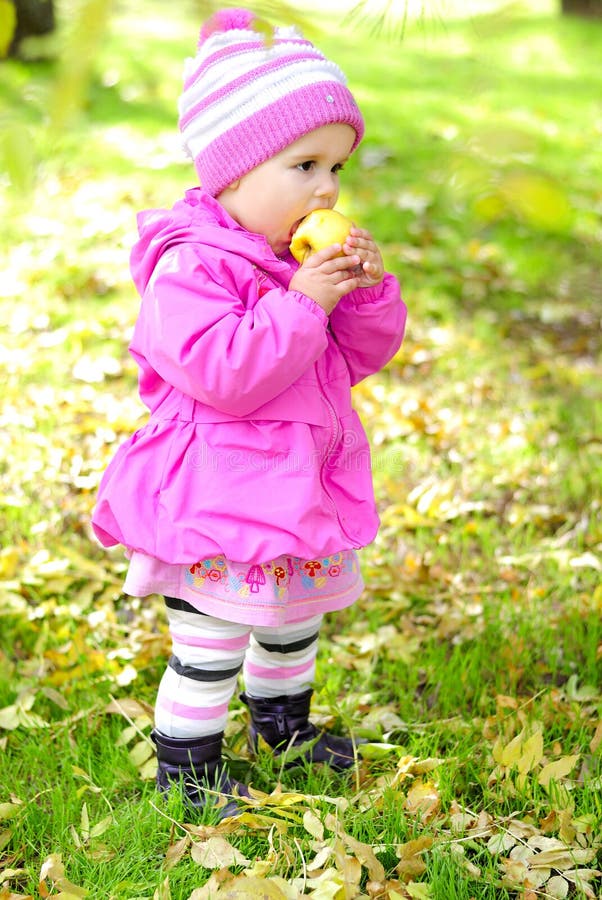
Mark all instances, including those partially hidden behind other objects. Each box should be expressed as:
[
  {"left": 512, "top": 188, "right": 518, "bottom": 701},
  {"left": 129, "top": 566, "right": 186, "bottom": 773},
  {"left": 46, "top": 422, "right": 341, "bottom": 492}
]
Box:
[{"left": 185, "top": 551, "right": 354, "bottom": 604}]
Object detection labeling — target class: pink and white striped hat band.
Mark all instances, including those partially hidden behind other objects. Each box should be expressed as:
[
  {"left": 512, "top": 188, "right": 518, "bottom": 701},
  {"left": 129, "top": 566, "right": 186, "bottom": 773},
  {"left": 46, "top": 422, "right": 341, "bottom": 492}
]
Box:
[{"left": 178, "top": 7, "right": 365, "bottom": 197}]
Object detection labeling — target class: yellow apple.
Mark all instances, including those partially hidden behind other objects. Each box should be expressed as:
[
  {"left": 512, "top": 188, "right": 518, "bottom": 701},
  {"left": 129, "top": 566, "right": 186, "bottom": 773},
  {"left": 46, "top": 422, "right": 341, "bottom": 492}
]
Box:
[{"left": 289, "top": 209, "right": 353, "bottom": 264}]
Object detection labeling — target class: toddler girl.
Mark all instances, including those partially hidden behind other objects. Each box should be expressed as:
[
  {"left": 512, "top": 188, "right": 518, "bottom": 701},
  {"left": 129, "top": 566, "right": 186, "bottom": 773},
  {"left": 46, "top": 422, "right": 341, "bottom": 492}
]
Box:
[{"left": 92, "top": 7, "right": 406, "bottom": 817}]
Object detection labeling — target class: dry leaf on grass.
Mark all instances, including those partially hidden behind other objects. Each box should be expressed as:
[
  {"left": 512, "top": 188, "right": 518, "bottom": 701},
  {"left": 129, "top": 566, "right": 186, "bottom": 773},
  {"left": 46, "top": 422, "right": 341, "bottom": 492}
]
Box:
[{"left": 190, "top": 836, "right": 252, "bottom": 870}]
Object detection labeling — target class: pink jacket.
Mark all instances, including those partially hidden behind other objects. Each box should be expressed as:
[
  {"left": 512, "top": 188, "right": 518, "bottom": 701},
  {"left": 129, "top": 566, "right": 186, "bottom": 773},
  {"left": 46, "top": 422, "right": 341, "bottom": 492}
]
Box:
[{"left": 92, "top": 189, "right": 406, "bottom": 564}]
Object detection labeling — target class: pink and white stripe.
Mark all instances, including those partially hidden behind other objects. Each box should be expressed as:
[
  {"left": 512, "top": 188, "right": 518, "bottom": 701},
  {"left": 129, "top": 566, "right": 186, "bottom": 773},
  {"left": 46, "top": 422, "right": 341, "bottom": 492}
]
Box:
[
  {"left": 168, "top": 606, "right": 250, "bottom": 666},
  {"left": 156, "top": 602, "right": 323, "bottom": 737},
  {"left": 242, "top": 629, "right": 319, "bottom": 698},
  {"left": 155, "top": 665, "right": 237, "bottom": 738}
]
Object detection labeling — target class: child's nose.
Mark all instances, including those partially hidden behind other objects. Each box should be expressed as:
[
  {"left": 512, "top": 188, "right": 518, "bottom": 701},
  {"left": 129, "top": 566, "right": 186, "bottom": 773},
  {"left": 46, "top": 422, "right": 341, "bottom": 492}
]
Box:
[{"left": 315, "top": 172, "right": 338, "bottom": 200}]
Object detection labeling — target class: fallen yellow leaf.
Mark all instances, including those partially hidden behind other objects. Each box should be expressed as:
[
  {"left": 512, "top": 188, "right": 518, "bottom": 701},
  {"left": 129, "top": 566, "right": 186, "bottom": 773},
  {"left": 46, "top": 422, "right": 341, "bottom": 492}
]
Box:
[
  {"left": 538, "top": 755, "right": 579, "bottom": 788},
  {"left": 190, "top": 836, "right": 251, "bottom": 870},
  {"left": 0, "top": 802, "right": 22, "bottom": 821},
  {"left": 340, "top": 832, "right": 385, "bottom": 882},
  {"left": 589, "top": 721, "right": 602, "bottom": 754},
  {"left": 517, "top": 731, "right": 544, "bottom": 775},
  {"left": 395, "top": 836, "right": 433, "bottom": 881},
  {"left": 303, "top": 810, "right": 324, "bottom": 841},
  {"left": 404, "top": 780, "right": 440, "bottom": 822}
]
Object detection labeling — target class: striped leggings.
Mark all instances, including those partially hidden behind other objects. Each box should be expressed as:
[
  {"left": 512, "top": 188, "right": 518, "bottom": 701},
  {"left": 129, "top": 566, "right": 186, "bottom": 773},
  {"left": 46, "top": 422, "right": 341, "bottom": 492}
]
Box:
[{"left": 155, "top": 597, "right": 323, "bottom": 738}]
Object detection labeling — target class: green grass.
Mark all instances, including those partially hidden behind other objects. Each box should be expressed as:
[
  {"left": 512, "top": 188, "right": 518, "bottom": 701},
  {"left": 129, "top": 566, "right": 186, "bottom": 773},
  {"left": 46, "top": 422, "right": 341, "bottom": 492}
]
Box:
[{"left": 1, "top": 0, "right": 601, "bottom": 897}]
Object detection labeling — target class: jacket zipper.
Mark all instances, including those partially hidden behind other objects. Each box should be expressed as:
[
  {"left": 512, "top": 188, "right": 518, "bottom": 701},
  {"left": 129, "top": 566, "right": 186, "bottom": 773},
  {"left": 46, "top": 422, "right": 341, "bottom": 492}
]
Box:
[
  {"left": 256, "top": 264, "right": 360, "bottom": 548},
  {"left": 253, "top": 266, "right": 271, "bottom": 298},
  {"left": 315, "top": 356, "right": 358, "bottom": 547}
]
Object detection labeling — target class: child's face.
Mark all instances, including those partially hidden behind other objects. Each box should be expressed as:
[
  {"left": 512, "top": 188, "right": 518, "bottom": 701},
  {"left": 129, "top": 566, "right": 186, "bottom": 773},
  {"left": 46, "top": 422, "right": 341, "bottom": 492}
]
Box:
[{"left": 217, "top": 123, "right": 356, "bottom": 258}]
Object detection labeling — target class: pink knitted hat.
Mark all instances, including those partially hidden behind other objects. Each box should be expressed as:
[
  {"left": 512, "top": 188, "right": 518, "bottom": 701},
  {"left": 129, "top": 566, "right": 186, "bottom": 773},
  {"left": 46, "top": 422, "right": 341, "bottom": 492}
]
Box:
[{"left": 178, "top": 8, "right": 365, "bottom": 197}]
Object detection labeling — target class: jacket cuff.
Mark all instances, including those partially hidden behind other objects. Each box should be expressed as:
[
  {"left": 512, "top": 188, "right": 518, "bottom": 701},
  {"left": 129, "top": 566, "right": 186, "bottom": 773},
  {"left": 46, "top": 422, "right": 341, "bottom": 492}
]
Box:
[
  {"left": 346, "top": 272, "right": 399, "bottom": 306},
  {"left": 290, "top": 291, "right": 329, "bottom": 327},
  {"left": 346, "top": 280, "right": 389, "bottom": 306}
]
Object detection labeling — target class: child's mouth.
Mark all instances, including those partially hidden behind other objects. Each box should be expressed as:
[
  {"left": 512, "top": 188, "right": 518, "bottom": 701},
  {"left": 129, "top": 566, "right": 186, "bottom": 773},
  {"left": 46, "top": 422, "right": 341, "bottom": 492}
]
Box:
[{"left": 288, "top": 219, "right": 303, "bottom": 242}]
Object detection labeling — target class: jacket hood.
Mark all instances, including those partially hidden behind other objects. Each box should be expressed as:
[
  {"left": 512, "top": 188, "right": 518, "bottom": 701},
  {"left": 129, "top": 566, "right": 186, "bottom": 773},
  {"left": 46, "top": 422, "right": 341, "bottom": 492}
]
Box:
[{"left": 130, "top": 187, "right": 293, "bottom": 295}]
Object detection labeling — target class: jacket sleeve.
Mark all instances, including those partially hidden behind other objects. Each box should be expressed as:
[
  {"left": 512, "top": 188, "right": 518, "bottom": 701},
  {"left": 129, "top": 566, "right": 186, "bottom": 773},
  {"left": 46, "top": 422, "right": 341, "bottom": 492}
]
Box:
[
  {"left": 328, "top": 273, "right": 407, "bottom": 385},
  {"left": 132, "top": 245, "right": 329, "bottom": 417}
]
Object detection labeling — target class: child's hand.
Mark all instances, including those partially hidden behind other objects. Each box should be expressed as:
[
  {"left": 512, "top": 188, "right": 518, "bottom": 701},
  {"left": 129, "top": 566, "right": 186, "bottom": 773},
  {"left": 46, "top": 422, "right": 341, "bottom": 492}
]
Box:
[
  {"left": 342, "top": 227, "right": 385, "bottom": 287},
  {"left": 289, "top": 245, "right": 364, "bottom": 315}
]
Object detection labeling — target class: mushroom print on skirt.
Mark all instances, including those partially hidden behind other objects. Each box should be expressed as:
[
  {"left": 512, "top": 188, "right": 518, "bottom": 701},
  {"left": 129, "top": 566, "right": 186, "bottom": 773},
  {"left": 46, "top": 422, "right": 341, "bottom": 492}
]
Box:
[
  {"left": 246, "top": 564, "right": 266, "bottom": 593},
  {"left": 178, "top": 551, "right": 364, "bottom": 626}
]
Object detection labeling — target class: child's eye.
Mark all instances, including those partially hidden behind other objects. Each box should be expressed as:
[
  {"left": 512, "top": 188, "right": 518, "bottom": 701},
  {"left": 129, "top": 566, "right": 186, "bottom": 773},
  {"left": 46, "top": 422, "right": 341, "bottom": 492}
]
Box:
[
  {"left": 331, "top": 163, "right": 344, "bottom": 174},
  {"left": 297, "top": 161, "right": 314, "bottom": 172}
]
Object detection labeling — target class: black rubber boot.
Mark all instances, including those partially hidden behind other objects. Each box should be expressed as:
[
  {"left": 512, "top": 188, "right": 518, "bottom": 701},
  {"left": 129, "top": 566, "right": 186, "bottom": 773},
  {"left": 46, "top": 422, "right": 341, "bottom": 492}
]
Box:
[
  {"left": 240, "top": 689, "right": 363, "bottom": 771},
  {"left": 151, "top": 729, "right": 248, "bottom": 818}
]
